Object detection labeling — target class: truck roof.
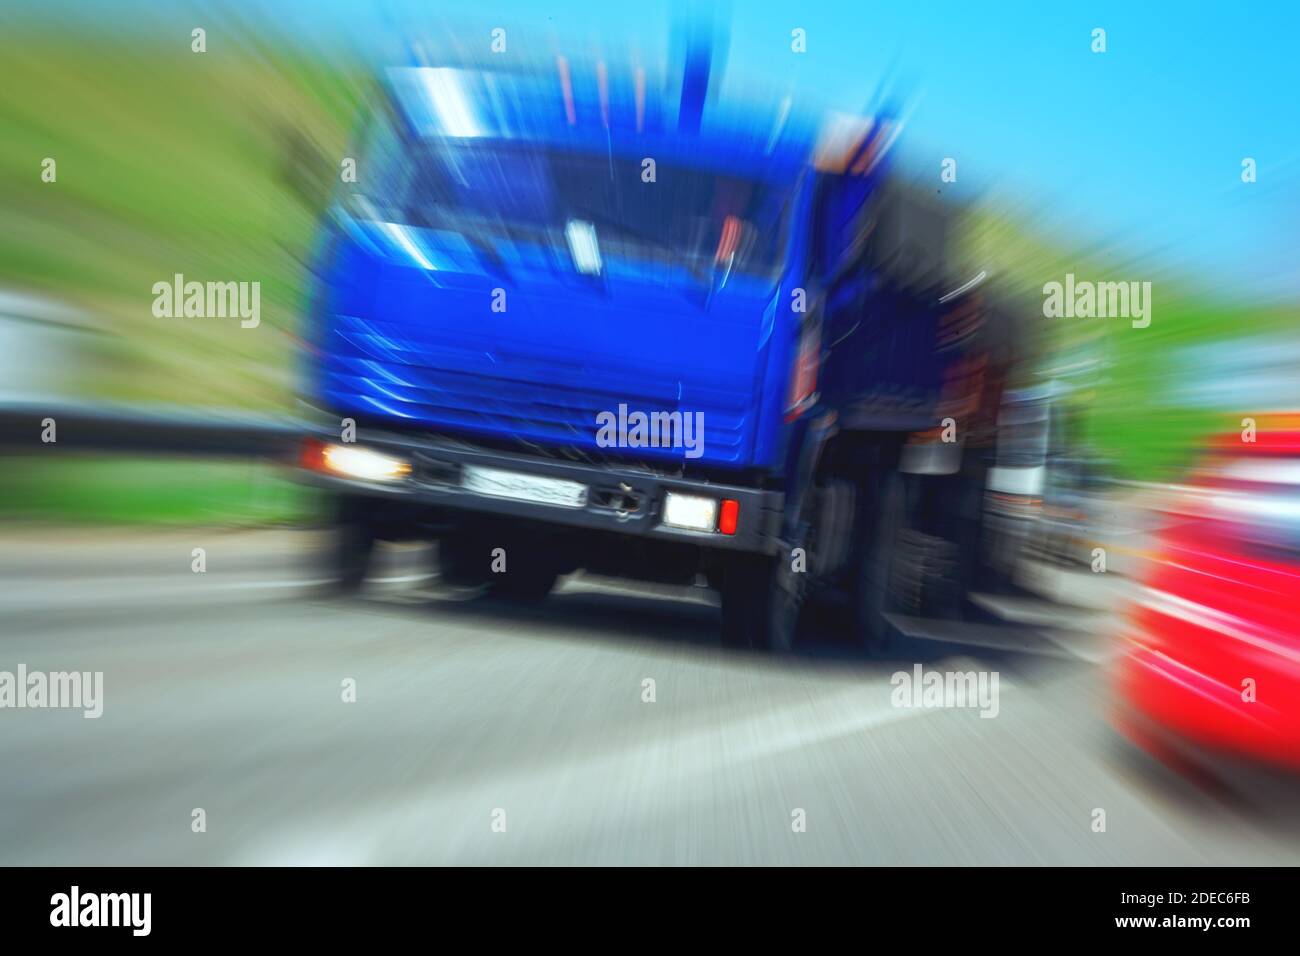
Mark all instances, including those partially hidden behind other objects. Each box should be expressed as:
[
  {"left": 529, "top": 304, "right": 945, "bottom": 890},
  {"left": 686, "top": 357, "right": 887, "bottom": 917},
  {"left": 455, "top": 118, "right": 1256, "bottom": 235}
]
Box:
[{"left": 383, "top": 63, "right": 817, "bottom": 184}]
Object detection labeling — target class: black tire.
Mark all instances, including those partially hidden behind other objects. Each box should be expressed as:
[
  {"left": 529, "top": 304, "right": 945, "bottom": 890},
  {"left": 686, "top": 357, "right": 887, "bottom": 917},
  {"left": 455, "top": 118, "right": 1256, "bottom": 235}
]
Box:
[
  {"left": 718, "top": 482, "right": 817, "bottom": 651},
  {"left": 719, "top": 554, "right": 801, "bottom": 651},
  {"left": 854, "top": 470, "right": 905, "bottom": 653},
  {"left": 326, "top": 494, "right": 376, "bottom": 593}
]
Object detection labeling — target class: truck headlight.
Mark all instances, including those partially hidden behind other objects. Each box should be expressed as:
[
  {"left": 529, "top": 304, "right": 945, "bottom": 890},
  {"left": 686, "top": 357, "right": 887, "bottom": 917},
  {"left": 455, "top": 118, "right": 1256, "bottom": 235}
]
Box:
[
  {"left": 303, "top": 440, "right": 411, "bottom": 482},
  {"left": 662, "top": 492, "right": 718, "bottom": 532}
]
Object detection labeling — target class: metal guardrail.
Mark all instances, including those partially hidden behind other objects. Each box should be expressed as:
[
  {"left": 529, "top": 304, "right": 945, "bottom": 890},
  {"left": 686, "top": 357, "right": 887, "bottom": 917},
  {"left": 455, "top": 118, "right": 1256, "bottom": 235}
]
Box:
[{"left": 0, "top": 400, "right": 304, "bottom": 458}]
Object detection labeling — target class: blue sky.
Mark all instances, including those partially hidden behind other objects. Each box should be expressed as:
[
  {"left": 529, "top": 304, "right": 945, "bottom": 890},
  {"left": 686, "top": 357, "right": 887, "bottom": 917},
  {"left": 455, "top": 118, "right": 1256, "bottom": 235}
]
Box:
[{"left": 16, "top": 0, "right": 1300, "bottom": 300}]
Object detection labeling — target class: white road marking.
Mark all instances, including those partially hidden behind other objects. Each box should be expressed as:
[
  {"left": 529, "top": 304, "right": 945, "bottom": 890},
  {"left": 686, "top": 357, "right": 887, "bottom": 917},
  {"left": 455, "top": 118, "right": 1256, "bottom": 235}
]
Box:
[{"left": 238, "top": 676, "right": 1009, "bottom": 865}]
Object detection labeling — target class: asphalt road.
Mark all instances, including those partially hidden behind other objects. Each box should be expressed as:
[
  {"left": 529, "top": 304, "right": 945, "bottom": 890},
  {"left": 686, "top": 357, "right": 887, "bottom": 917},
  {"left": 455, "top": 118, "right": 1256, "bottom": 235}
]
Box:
[{"left": 2, "top": 528, "right": 1299, "bottom": 865}]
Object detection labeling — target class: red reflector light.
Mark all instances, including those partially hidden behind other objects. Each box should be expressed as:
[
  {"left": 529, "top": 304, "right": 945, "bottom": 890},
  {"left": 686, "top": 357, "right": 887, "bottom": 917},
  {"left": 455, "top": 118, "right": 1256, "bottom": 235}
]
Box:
[
  {"left": 300, "top": 438, "right": 326, "bottom": 472},
  {"left": 715, "top": 215, "right": 742, "bottom": 265},
  {"left": 718, "top": 498, "right": 739, "bottom": 535},
  {"left": 785, "top": 323, "right": 820, "bottom": 422}
]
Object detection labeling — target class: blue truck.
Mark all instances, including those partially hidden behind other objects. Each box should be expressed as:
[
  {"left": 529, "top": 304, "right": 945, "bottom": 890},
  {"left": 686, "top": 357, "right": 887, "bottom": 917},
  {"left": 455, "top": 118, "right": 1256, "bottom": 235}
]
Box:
[{"left": 300, "top": 56, "right": 1022, "bottom": 650}]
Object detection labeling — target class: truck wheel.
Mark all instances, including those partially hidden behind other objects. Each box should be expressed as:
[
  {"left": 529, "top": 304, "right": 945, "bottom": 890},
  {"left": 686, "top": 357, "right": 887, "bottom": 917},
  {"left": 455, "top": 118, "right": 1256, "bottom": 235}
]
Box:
[
  {"left": 325, "top": 494, "right": 376, "bottom": 594},
  {"left": 718, "top": 552, "right": 805, "bottom": 652},
  {"left": 719, "top": 476, "right": 821, "bottom": 651},
  {"left": 854, "top": 470, "right": 905, "bottom": 653}
]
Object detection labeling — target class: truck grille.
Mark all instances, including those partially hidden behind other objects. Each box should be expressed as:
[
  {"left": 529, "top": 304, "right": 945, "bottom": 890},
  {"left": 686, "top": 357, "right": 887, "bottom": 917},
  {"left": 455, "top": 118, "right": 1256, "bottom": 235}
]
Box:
[{"left": 320, "top": 355, "right": 752, "bottom": 465}]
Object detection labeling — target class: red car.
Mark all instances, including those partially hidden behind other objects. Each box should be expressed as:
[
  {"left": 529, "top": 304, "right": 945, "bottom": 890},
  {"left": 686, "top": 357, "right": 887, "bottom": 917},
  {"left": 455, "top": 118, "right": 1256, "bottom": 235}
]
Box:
[{"left": 1114, "top": 425, "right": 1300, "bottom": 771}]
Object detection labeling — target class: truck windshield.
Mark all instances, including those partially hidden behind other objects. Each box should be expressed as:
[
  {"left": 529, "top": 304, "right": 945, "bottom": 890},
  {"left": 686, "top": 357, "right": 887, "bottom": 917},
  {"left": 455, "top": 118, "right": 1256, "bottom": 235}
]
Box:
[{"left": 351, "top": 107, "right": 793, "bottom": 281}]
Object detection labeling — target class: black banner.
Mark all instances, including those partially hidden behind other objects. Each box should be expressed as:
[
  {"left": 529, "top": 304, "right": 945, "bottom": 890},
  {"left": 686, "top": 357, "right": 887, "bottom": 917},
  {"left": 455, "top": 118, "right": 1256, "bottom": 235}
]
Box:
[{"left": 0, "top": 867, "right": 1288, "bottom": 941}]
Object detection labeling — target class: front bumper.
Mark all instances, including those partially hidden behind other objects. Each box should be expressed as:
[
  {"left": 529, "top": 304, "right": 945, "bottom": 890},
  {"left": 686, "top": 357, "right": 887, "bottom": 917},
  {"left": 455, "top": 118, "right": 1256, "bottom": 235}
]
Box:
[{"left": 300, "top": 429, "right": 785, "bottom": 555}]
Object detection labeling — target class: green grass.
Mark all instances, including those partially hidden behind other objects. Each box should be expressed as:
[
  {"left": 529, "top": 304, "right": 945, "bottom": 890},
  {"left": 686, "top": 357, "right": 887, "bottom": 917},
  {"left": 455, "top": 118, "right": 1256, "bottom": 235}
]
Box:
[
  {"left": 0, "top": 31, "right": 364, "bottom": 523},
  {"left": 0, "top": 30, "right": 369, "bottom": 408},
  {"left": 0, "top": 458, "right": 316, "bottom": 526}
]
